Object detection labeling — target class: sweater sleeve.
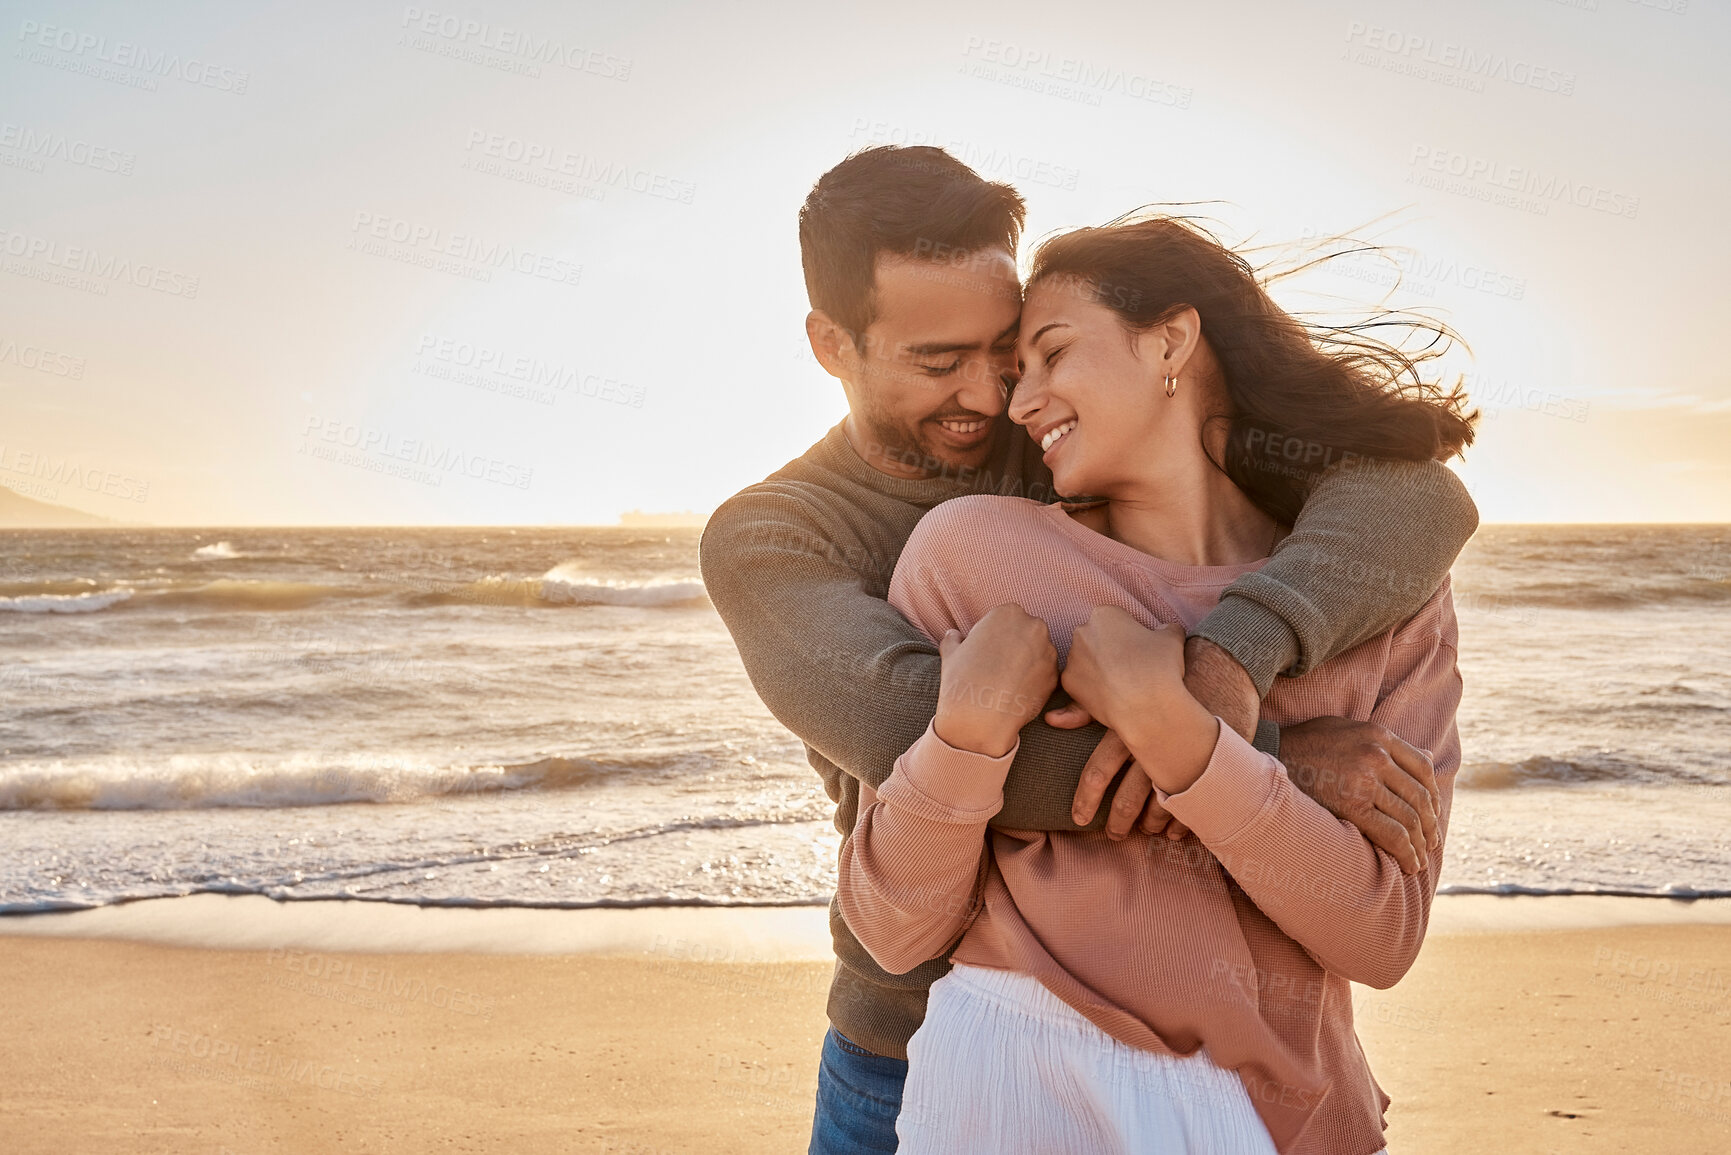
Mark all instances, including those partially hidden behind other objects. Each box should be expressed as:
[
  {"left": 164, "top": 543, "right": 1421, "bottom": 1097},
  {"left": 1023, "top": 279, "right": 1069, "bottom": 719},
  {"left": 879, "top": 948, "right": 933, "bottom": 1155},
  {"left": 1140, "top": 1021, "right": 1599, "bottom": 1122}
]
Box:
[
  {"left": 1193, "top": 458, "right": 1478, "bottom": 696},
  {"left": 699, "top": 489, "right": 1105, "bottom": 829},
  {"left": 1161, "top": 584, "right": 1463, "bottom": 989},
  {"left": 836, "top": 722, "right": 1011, "bottom": 975}
]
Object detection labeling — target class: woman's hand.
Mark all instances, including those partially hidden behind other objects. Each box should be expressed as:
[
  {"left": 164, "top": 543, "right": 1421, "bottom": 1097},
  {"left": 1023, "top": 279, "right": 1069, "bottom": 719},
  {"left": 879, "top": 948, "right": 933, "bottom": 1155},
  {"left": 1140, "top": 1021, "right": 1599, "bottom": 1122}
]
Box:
[
  {"left": 1061, "top": 606, "right": 1218, "bottom": 794},
  {"left": 933, "top": 603, "right": 1060, "bottom": 759}
]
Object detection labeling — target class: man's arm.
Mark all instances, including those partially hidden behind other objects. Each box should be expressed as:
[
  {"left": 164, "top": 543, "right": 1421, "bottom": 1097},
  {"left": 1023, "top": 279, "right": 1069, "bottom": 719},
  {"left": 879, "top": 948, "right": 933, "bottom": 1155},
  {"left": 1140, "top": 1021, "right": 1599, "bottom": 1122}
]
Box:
[
  {"left": 699, "top": 489, "right": 1103, "bottom": 830},
  {"left": 1074, "top": 458, "right": 1476, "bottom": 864},
  {"left": 704, "top": 457, "right": 1477, "bottom": 837},
  {"left": 1193, "top": 459, "right": 1479, "bottom": 696}
]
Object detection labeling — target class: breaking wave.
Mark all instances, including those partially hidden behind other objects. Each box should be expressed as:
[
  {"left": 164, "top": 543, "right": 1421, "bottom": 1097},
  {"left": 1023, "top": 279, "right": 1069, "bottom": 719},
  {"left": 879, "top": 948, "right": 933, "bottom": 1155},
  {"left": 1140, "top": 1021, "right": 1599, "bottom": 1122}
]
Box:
[
  {"left": 538, "top": 563, "right": 709, "bottom": 607},
  {"left": 0, "top": 589, "right": 134, "bottom": 613},
  {"left": 0, "top": 752, "right": 637, "bottom": 811},
  {"left": 0, "top": 567, "right": 709, "bottom": 614},
  {"left": 1457, "top": 753, "right": 1729, "bottom": 791}
]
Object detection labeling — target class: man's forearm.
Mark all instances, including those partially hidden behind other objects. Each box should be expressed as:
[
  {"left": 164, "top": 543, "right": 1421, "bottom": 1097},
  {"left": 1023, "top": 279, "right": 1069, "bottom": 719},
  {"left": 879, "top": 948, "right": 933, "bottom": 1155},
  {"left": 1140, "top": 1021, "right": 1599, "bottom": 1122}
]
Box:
[
  {"left": 700, "top": 502, "right": 1116, "bottom": 832},
  {"left": 1195, "top": 459, "right": 1478, "bottom": 695},
  {"left": 1183, "top": 637, "right": 1258, "bottom": 742},
  {"left": 996, "top": 719, "right": 1111, "bottom": 830}
]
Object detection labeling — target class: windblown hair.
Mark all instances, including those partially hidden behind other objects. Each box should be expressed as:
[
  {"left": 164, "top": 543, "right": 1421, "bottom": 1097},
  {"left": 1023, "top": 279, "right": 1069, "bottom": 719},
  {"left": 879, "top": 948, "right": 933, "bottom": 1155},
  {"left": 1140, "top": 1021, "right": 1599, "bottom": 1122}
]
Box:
[
  {"left": 799, "top": 146, "right": 1026, "bottom": 341},
  {"left": 1025, "top": 211, "right": 1479, "bottom": 524}
]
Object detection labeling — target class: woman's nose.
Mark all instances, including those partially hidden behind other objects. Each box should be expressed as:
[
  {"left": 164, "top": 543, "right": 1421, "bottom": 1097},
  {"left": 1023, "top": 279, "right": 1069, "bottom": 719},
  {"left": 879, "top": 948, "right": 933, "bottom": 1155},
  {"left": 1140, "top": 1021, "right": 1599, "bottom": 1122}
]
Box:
[{"left": 1007, "top": 369, "right": 1042, "bottom": 426}]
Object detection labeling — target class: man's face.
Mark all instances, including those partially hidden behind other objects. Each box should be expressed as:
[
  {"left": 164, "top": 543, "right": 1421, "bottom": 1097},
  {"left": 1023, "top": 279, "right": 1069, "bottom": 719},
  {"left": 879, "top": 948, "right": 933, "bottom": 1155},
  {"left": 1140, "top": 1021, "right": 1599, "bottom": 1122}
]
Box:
[{"left": 839, "top": 248, "right": 1022, "bottom": 477}]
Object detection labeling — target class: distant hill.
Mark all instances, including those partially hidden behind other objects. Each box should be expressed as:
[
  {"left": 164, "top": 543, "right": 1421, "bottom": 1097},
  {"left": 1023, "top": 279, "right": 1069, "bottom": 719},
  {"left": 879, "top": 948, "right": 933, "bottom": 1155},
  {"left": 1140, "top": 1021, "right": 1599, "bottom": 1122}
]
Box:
[
  {"left": 0, "top": 485, "right": 116, "bottom": 527},
  {"left": 618, "top": 509, "right": 708, "bottom": 528}
]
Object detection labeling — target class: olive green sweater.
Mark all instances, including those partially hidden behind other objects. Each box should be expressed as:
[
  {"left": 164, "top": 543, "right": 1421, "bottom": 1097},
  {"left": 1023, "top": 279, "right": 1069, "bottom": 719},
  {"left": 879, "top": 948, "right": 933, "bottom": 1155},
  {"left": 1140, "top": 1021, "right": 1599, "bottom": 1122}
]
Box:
[{"left": 699, "top": 420, "right": 1477, "bottom": 1058}]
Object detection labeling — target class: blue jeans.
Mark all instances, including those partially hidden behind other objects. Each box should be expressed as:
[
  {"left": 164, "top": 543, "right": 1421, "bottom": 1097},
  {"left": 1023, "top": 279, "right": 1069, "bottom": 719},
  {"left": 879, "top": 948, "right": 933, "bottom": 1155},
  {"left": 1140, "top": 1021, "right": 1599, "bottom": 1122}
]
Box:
[{"left": 808, "top": 1027, "right": 907, "bottom": 1154}]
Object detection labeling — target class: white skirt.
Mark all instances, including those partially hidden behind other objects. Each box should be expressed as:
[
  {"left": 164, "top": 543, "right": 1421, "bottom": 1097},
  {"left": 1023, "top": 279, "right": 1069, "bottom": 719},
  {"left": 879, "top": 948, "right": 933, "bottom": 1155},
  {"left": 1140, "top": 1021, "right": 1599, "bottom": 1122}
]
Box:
[{"left": 897, "top": 964, "right": 1280, "bottom": 1155}]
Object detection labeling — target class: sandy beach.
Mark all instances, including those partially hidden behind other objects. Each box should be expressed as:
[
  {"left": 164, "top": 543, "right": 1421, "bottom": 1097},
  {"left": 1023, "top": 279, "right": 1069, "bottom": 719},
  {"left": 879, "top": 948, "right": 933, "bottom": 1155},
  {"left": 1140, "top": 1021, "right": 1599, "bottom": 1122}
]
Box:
[{"left": 1, "top": 896, "right": 1728, "bottom": 1153}]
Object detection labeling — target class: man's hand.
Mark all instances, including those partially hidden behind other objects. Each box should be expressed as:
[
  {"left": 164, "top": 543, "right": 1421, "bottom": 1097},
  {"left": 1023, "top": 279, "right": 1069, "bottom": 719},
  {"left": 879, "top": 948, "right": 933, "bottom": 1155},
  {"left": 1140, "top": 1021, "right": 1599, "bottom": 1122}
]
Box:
[
  {"left": 1055, "top": 632, "right": 1257, "bottom": 839},
  {"left": 932, "top": 603, "right": 1059, "bottom": 759},
  {"left": 1066, "top": 729, "right": 1191, "bottom": 841},
  {"left": 1061, "top": 608, "right": 1217, "bottom": 795},
  {"left": 1279, "top": 716, "right": 1442, "bottom": 875}
]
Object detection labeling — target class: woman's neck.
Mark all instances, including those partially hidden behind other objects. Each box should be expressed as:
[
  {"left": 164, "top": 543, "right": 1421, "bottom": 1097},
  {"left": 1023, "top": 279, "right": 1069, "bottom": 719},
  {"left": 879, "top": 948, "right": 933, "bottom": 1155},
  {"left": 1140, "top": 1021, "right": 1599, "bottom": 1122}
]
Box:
[{"left": 1088, "top": 447, "right": 1284, "bottom": 566}]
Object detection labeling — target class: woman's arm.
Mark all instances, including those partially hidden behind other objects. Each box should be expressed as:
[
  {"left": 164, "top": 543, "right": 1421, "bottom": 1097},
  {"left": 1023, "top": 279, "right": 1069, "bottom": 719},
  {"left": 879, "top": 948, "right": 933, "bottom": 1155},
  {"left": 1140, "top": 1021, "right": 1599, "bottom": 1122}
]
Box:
[
  {"left": 1163, "top": 627, "right": 1460, "bottom": 988},
  {"left": 837, "top": 726, "right": 1010, "bottom": 975},
  {"left": 837, "top": 605, "right": 1058, "bottom": 975},
  {"left": 1064, "top": 587, "right": 1462, "bottom": 988},
  {"left": 700, "top": 490, "right": 1111, "bottom": 830}
]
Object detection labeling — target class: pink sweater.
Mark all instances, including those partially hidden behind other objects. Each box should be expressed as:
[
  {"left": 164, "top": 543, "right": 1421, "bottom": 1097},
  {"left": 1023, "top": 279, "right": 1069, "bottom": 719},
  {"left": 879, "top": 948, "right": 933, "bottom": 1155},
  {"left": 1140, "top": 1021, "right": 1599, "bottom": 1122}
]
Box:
[{"left": 837, "top": 495, "right": 1462, "bottom": 1155}]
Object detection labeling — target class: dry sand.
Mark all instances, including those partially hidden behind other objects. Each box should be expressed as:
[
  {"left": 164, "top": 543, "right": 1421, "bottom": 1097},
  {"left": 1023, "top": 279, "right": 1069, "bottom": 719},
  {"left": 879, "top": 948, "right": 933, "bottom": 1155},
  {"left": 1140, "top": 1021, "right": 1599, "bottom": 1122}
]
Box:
[{"left": 1, "top": 896, "right": 1727, "bottom": 1153}]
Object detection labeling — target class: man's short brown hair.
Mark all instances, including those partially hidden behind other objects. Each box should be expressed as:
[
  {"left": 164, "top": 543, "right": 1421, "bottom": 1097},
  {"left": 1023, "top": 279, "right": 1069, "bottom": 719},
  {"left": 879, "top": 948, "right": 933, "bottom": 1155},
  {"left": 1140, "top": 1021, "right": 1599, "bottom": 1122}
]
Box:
[{"left": 798, "top": 146, "right": 1026, "bottom": 340}]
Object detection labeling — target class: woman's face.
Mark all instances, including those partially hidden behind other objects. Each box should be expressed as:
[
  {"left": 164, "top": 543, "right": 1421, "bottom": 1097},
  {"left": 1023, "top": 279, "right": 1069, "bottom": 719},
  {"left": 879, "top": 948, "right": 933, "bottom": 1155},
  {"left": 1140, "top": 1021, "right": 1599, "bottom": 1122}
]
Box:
[{"left": 1010, "top": 280, "right": 1195, "bottom": 499}]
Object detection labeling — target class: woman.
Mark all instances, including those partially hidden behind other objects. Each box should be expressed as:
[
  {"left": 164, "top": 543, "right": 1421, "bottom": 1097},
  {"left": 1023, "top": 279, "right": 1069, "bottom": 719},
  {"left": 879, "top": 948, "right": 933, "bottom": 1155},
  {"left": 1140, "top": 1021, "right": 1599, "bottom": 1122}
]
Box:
[{"left": 836, "top": 214, "right": 1474, "bottom": 1154}]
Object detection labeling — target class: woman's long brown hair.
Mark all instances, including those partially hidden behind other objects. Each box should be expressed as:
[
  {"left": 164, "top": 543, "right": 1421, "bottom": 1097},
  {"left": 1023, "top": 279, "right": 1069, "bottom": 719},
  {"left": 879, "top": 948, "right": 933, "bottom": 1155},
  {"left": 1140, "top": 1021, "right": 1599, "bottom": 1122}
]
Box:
[{"left": 1025, "top": 211, "right": 1479, "bottom": 525}]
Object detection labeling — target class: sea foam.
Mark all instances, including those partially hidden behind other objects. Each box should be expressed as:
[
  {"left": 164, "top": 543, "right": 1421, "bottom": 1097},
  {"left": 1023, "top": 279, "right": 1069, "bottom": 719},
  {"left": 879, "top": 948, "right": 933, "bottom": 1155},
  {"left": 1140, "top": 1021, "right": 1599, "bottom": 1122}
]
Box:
[
  {"left": 538, "top": 563, "right": 709, "bottom": 608},
  {"left": 0, "top": 589, "right": 134, "bottom": 614}
]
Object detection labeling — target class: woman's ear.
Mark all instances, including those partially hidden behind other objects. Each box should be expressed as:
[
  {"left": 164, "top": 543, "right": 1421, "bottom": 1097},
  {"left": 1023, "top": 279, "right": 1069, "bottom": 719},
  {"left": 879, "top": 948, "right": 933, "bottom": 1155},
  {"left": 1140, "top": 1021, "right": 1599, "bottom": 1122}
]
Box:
[{"left": 1158, "top": 306, "right": 1203, "bottom": 378}]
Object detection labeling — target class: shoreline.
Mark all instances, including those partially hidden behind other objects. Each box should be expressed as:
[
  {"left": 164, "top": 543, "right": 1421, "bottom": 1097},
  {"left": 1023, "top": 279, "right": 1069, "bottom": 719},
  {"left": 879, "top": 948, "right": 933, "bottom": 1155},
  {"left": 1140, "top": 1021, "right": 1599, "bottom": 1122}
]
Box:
[
  {"left": 3, "top": 896, "right": 1728, "bottom": 1151},
  {"left": 2, "top": 891, "right": 1731, "bottom": 956},
  {"left": 0, "top": 893, "right": 838, "bottom": 958},
  {"left": 3, "top": 908, "right": 1729, "bottom": 1152}
]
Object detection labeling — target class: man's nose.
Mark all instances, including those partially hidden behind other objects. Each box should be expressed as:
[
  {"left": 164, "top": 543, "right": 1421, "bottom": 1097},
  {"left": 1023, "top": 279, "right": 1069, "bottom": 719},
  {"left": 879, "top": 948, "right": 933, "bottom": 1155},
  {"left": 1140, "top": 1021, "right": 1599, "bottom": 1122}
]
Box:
[{"left": 956, "top": 356, "right": 1007, "bottom": 416}]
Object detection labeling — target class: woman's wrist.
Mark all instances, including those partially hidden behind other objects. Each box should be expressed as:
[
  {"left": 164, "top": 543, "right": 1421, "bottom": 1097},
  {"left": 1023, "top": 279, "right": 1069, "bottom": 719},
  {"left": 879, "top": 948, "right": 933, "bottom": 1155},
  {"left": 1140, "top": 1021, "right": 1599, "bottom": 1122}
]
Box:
[
  {"left": 1121, "top": 690, "right": 1221, "bottom": 795},
  {"left": 933, "top": 708, "right": 1019, "bottom": 760}
]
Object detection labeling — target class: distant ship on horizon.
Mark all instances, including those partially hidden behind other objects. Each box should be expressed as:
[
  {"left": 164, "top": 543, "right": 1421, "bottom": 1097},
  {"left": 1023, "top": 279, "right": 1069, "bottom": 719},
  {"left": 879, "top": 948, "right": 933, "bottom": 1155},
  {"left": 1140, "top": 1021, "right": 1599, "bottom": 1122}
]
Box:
[{"left": 617, "top": 509, "right": 707, "bottom": 528}]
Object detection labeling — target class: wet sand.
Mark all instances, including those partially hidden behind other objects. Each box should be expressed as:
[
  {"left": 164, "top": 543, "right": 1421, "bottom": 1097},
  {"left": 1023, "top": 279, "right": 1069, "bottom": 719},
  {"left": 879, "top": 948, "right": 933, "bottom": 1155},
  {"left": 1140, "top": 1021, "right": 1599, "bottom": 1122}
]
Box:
[{"left": 1, "top": 896, "right": 1727, "bottom": 1153}]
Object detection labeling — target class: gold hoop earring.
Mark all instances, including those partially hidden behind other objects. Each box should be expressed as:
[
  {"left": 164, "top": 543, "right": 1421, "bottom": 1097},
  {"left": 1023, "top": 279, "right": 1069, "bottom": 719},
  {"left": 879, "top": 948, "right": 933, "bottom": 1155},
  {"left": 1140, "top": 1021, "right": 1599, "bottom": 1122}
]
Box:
[{"left": 1164, "top": 373, "right": 1178, "bottom": 398}]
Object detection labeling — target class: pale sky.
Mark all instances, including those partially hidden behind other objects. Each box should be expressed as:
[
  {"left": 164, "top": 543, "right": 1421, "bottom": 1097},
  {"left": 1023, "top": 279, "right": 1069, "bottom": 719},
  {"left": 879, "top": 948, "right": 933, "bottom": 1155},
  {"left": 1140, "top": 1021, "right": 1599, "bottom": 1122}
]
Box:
[{"left": 1, "top": 0, "right": 1726, "bottom": 525}]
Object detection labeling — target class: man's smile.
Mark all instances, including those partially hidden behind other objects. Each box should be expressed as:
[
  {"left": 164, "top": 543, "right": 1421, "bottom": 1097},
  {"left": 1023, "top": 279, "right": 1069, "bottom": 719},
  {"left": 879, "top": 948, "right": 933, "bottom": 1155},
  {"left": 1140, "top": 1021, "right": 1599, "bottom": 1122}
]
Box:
[{"left": 931, "top": 415, "right": 994, "bottom": 450}]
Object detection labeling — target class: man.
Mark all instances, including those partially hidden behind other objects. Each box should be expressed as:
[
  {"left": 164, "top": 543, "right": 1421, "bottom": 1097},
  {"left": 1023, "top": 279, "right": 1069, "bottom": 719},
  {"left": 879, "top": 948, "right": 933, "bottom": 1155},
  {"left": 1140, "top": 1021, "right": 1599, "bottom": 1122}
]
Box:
[{"left": 700, "top": 146, "right": 1477, "bottom": 1154}]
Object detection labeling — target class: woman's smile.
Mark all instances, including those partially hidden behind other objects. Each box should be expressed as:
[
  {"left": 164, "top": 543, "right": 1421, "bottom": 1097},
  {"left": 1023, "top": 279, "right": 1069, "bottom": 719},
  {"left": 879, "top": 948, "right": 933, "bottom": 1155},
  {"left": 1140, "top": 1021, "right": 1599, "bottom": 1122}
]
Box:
[{"left": 1038, "top": 419, "right": 1076, "bottom": 454}]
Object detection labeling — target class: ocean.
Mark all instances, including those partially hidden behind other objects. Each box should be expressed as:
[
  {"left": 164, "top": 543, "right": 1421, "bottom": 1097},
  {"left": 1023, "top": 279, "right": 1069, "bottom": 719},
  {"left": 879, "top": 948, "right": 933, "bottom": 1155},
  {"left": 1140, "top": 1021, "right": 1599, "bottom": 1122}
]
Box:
[{"left": 1, "top": 524, "right": 1727, "bottom": 915}]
